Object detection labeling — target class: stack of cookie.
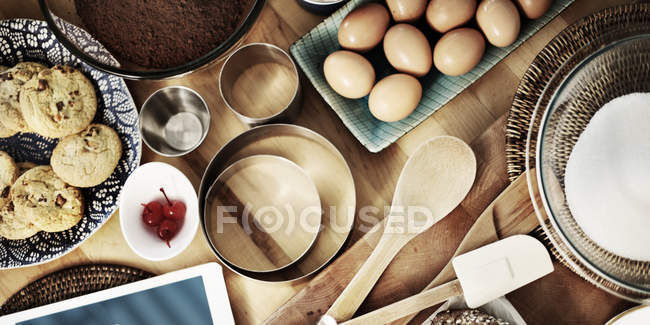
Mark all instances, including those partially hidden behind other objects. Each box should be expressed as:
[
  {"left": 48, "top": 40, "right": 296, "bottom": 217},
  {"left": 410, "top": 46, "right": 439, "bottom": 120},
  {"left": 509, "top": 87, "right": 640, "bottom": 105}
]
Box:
[
  {"left": 0, "top": 62, "right": 123, "bottom": 240},
  {"left": 0, "top": 62, "right": 97, "bottom": 138},
  {"left": 0, "top": 151, "right": 84, "bottom": 240}
]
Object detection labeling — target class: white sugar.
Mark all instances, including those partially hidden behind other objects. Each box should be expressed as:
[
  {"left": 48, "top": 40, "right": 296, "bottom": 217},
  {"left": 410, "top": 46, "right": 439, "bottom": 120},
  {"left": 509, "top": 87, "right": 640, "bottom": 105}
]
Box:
[{"left": 565, "top": 92, "right": 650, "bottom": 261}]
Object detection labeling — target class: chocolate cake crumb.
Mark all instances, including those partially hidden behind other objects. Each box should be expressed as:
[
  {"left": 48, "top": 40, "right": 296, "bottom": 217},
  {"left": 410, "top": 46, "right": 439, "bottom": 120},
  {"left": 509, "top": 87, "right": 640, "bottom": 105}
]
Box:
[{"left": 75, "top": 0, "right": 253, "bottom": 69}]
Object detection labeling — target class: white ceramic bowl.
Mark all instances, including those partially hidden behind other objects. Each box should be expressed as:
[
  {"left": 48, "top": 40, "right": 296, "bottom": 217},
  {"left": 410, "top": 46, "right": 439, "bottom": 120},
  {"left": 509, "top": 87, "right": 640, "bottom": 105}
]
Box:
[{"left": 119, "top": 162, "right": 199, "bottom": 261}]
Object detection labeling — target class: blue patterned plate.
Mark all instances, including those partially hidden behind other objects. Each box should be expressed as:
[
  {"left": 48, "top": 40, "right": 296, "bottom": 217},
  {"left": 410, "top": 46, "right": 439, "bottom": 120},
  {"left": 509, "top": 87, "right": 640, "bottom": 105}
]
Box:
[
  {"left": 0, "top": 19, "right": 141, "bottom": 269},
  {"left": 290, "top": 0, "right": 575, "bottom": 152}
]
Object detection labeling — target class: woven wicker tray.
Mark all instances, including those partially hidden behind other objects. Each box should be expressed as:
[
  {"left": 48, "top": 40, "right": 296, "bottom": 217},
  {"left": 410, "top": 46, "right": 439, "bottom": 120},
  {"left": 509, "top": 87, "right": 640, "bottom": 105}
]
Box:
[
  {"left": 0, "top": 264, "right": 152, "bottom": 316},
  {"left": 506, "top": 3, "right": 650, "bottom": 302}
]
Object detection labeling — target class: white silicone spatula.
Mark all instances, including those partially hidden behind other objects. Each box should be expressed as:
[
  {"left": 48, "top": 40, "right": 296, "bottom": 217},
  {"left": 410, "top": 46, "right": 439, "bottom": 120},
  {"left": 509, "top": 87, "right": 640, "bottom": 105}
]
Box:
[
  {"left": 319, "top": 136, "right": 477, "bottom": 324},
  {"left": 336, "top": 235, "right": 554, "bottom": 325}
]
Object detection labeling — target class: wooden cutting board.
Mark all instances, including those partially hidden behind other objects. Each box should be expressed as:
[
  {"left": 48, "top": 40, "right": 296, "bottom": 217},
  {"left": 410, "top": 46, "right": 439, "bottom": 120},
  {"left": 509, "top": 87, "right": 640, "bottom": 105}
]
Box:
[{"left": 263, "top": 116, "right": 542, "bottom": 325}]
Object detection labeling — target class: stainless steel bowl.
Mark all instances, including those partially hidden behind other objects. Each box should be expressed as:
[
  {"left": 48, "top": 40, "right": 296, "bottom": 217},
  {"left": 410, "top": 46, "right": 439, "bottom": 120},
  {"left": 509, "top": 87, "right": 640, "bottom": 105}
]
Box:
[{"left": 139, "top": 86, "right": 210, "bottom": 157}]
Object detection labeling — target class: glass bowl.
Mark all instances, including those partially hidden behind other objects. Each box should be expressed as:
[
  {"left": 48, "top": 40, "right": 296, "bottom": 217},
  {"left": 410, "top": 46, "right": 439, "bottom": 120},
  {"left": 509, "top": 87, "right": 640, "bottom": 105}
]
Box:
[
  {"left": 38, "top": 0, "right": 265, "bottom": 79},
  {"left": 531, "top": 34, "right": 650, "bottom": 299}
]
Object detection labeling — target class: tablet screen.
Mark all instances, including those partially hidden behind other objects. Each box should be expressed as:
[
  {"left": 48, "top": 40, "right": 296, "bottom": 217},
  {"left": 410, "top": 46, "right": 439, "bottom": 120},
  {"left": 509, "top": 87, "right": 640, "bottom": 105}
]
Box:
[{"left": 17, "top": 276, "right": 214, "bottom": 325}]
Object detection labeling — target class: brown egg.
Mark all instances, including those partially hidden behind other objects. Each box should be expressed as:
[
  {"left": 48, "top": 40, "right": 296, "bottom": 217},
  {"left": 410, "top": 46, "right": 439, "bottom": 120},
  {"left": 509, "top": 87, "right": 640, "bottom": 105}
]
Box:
[
  {"left": 516, "top": 0, "right": 552, "bottom": 19},
  {"left": 433, "top": 28, "right": 485, "bottom": 76},
  {"left": 476, "top": 0, "right": 520, "bottom": 47},
  {"left": 338, "top": 3, "right": 390, "bottom": 52},
  {"left": 426, "top": 0, "right": 477, "bottom": 33},
  {"left": 369, "top": 74, "right": 422, "bottom": 122},
  {"left": 383, "top": 24, "right": 432, "bottom": 77},
  {"left": 386, "top": 0, "right": 427, "bottom": 22},
  {"left": 323, "top": 50, "right": 375, "bottom": 99}
]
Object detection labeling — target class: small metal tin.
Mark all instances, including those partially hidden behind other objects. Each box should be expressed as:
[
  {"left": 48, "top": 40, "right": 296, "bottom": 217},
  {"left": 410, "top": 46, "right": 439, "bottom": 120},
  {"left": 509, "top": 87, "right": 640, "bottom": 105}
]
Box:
[
  {"left": 139, "top": 86, "right": 210, "bottom": 157},
  {"left": 198, "top": 124, "right": 356, "bottom": 282},
  {"left": 219, "top": 43, "right": 302, "bottom": 127},
  {"left": 204, "top": 154, "right": 322, "bottom": 273}
]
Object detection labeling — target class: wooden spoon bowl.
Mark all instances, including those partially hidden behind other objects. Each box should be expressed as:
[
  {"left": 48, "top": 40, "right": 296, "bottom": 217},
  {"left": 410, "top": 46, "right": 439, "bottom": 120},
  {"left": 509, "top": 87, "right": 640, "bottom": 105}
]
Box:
[{"left": 323, "top": 136, "right": 477, "bottom": 323}]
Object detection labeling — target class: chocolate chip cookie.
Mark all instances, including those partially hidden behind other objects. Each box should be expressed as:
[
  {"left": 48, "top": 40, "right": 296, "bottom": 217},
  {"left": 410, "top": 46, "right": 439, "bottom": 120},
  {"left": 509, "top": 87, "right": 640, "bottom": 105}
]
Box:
[
  {"left": 20, "top": 65, "right": 97, "bottom": 138},
  {"left": 0, "top": 62, "right": 47, "bottom": 132},
  {"left": 0, "top": 201, "right": 39, "bottom": 240},
  {"left": 11, "top": 165, "right": 84, "bottom": 232},
  {"left": 0, "top": 151, "right": 17, "bottom": 208},
  {"left": 0, "top": 161, "right": 41, "bottom": 240},
  {"left": 51, "top": 124, "right": 122, "bottom": 188},
  {"left": 0, "top": 121, "right": 17, "bottom": 138},
  {"left": 0, "top": 65, "right": 17, "bottom": 138}
]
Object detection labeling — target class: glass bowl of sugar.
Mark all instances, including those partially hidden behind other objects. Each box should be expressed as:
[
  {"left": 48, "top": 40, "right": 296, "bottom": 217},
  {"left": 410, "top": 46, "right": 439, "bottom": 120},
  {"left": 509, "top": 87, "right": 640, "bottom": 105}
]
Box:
[{"left": 531, "top": 34, "right": 650, "bottom": 300}]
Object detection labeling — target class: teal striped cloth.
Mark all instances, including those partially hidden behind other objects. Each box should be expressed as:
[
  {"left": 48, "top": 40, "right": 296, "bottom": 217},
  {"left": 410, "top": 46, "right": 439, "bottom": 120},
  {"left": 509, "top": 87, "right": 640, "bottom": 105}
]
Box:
[{"left": 290, "top": 0, "right": 575, "bottom": 152}]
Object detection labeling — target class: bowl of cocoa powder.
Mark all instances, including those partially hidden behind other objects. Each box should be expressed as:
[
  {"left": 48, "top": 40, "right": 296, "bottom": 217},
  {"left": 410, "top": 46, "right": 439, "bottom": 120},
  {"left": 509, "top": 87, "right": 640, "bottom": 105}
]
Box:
[{"left": 38, "top": 0, "right": 265, "bottom": 79}]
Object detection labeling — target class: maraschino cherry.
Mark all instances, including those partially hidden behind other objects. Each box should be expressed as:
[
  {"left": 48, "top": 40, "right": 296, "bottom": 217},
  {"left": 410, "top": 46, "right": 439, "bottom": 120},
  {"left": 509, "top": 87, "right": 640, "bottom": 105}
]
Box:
[
  {"left": 140, "top": 187, "right": 186, "bottom": 248},
  {"left": 141, "top": 201, "right": 163, "bottom": 226},
  {"left": 160, "top": 188, "right": 186, "bottom": 220},
  {"left": 158, "top": 219, "right": 179, "bottom": 248}
]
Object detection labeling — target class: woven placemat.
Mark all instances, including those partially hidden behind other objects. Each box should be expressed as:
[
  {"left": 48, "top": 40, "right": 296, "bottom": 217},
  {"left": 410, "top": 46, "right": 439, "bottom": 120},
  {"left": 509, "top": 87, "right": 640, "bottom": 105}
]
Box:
[
  {"left": 506, "top": 3, "right": 650, "bottom": 302},
  {"left": 506, "top": 2, "right": 650, "bottom": 181},
  {"left": 0, "top": 264, "right": 152, "bottom": 316}
]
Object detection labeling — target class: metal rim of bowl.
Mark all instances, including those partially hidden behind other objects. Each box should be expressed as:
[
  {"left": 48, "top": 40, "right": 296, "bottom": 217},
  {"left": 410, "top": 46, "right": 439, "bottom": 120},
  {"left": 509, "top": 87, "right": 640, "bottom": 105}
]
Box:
[
  {"left": 37, "top": 0, "right": 266, "bottom": 80},
  {"left": 218, "top": 42, "right": 303, "bottom": 126},
  {"left": 138, "top": 86, "right": 211, "bottom": 157},
  {"left": 296, "top": 0, "right": 347, "bottom": 15},
  {"left": 529, "top": 34, "right": 650, "bottom": 299},
  {"left": 198, "top": 124, "right": 356, "bottom": 282},
  {"left": 204, "top": 154, "right": 323, "bottom": 273},
  {"left": 605, "top": 305, "right": 649, "bottom": 325},
  {"left": 300, "top": 0, "right": 347, "bottom": 5}
]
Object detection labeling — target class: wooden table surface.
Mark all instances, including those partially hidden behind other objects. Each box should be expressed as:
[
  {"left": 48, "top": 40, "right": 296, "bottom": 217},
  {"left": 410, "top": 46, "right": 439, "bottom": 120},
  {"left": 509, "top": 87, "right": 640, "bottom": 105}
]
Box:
[{"left": 0, "top": 0, "right": 640, "bottom": 324}]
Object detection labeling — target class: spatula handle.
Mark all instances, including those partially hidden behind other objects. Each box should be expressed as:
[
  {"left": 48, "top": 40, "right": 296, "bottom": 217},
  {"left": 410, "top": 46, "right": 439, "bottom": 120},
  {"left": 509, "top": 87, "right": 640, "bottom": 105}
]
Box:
[
  {"left": 340, "top": 279, "right": 463, "bottom": 325},
  {"left": 322, "top": 233, "right": 408, "bottom": 322},
  {"left": 389, "top": 170, "right": 537, "bottom": 325},
  {"left": 387, "top": 201, "right": 498, "bottom": 325}
]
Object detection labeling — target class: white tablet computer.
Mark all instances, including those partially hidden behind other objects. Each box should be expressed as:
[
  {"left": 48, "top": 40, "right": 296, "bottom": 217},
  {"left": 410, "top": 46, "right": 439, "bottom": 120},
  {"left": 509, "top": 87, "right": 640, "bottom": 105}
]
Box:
[{"left": 0, "top": 263, "right": 234, "bottom": 325}]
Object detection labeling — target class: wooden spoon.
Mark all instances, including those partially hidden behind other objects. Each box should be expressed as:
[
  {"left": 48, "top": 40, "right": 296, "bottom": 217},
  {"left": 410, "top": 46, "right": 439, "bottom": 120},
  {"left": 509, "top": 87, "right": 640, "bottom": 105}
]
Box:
[{"left": 320, "top": 136, "right": 477, "bottom": 323}]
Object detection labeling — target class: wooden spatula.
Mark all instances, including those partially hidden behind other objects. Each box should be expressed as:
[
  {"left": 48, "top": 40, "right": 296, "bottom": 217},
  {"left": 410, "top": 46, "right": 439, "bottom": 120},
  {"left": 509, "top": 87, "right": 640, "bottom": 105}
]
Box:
[
  {"left": 340, "top": 235, "right": 554, "bottom": 325},
  {"left": 320, "top": 136, "right": 477, "bottom": 323}
]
